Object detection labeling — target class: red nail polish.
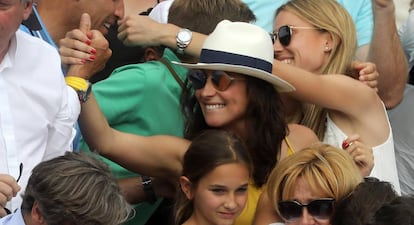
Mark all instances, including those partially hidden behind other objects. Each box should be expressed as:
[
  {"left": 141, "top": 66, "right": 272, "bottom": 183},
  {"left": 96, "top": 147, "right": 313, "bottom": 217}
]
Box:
[
  {"left": 342, "top": 140, "right": 349, "bottom": 149},
  {"left": 85, "top": 39, "right": 92, "bottom": 45},
  {"left": 90, "top": 49, "right": 97, "bottom": 54},
  {"left": 89, "top": 55, "right": 96, "bottom": 60},
  {"left": 80, "top": 59, "right": 86, "bottom": 64}
]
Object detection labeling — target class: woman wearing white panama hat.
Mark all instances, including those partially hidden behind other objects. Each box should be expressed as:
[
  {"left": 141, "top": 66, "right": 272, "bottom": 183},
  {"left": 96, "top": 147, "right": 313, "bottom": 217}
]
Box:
[{"left": 69, "top": 19, "right": 323, "bottom": 225}]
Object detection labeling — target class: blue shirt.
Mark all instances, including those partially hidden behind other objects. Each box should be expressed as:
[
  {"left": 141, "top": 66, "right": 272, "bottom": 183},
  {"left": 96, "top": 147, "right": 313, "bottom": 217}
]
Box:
[
  {"left": 241, "top": 0, "right": 373, "bottom": 47},
  {"left": 0, "top": 209, "right": 26, "bottom": 225}
]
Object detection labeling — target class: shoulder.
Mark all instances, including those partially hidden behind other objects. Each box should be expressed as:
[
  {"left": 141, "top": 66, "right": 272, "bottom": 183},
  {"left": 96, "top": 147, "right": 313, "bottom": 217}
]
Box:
[
  {"left": 16, "top": 30, "right": 57, "bottom": 54},
  {"left": 287, "top": 124, "right": 319, "bottom": 151}
]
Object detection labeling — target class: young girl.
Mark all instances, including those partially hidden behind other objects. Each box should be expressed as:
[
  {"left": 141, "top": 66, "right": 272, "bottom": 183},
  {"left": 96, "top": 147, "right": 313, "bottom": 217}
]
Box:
[{"left": 175, "top": 129, "right": 252, "bottom": 225}]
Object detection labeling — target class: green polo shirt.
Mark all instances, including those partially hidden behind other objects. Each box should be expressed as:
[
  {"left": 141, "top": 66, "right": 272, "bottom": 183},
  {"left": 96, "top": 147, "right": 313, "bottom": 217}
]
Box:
[{"left": 79, "top": 48, "right": 187, "bottom": 225}]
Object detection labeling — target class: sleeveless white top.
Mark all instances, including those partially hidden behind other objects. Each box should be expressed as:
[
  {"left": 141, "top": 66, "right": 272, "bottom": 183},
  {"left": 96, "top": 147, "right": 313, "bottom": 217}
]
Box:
[{"left": 323, "top": 110, "right": 401, "bottom": 194}]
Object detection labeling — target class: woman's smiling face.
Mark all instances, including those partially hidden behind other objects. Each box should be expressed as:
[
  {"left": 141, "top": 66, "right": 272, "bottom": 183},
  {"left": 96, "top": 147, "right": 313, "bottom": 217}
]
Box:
[
  {"left": 273, "top": 10, "right": 332, "bottom": 73},
  {"left": 194, "top": 70, "right": 248, "bottom": 132}
]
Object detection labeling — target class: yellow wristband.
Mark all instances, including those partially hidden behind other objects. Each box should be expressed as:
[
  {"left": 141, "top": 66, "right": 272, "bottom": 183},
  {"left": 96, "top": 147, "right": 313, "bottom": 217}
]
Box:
[{"left": 65, "top": 76, "right": 89, "bottom": 91}]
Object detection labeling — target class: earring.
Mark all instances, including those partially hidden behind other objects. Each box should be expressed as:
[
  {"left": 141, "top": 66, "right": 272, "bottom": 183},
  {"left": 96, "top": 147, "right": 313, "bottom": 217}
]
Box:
[{"left": 324, "top": 46, "right": 331, "bottom": 52}]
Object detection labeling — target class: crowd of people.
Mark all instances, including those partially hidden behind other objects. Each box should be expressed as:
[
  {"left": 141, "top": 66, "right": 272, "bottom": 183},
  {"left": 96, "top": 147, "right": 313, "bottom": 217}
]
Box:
[{"left": 1, "top": 0, "right": 413, "bottom": 225}]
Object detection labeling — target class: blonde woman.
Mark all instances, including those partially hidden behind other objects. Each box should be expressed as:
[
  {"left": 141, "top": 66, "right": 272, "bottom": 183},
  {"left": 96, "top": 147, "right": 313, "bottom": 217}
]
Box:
[
  {"left": 271, "top": 0, "right": 398, "bottom": 191},
  {"left": 266, "top": 143, "right": 363, "bottom": 225}
]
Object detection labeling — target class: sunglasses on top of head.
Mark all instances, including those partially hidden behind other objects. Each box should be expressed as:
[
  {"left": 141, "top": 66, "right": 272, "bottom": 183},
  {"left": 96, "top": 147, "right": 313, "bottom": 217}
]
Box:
[
  {"left": 270, "top": 25, "right": 322, "bottom": 46},
  {"left": 188, "top": 70, "right": 245, "bottom": 91},
  {"left": 278, "top": 198, "right": 335, "bottom": 222}
]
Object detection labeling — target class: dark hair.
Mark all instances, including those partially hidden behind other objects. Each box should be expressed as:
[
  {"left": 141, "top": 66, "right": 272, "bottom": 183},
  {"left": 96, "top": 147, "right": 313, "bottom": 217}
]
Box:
[
  {"left": 332, "top": 178, "right": 398, "bottom": 225},
  {"left": 174, "top": 129, "right": 252, "bottom": 225},
  {"left": 182, "top": 76, "right": 287, "bottom": 187},
  {"left": 21, "top": 152, "right": 131, "bottom": 225},
  {"left": 373, "top": 196, "right": 414, "bottom": 225}
]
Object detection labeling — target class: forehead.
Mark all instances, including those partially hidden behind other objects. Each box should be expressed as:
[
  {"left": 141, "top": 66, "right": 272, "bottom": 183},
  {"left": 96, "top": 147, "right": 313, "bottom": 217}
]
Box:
[
  {"left": 197, "top": 163, "right": 249, "bottom": 188},
  {"left": 288, "top": 177, "right": 329, "bottom": 203},
  {"left": 274, "top": 10, "right": 310, "bottom": 29}
]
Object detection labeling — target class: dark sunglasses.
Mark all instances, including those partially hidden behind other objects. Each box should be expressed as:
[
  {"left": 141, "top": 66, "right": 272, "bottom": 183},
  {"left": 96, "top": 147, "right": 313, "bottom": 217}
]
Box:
[
  {"left": 188, "top": 70, "right": 244, "bottom": 91},
  {"left": 271, "top": 25, "right": 321, "bottom": 46},
  {"left": 278, "top": 198, "right": 335, "bottom": 221},
  {"left": 4, "top": 163, "right": 23, "bottom": 215}
]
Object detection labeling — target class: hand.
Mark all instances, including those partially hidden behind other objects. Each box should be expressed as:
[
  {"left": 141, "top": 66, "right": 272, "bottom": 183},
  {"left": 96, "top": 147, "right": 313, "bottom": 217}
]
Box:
[
  {"left": 342, "top": 134, "right": 374, "bottom": 177},
  {"left": 0, "top": 174, "right": 21, "bottom": 217},
  {"left": 351, "top": 61, "right": 379, "bottom": 92},
  {"left": 66, "top": 13, "right": 112, "bottom": 80},
  {"left": 59, "top": 13, "right": 96, "bottom": 67},
  {"left": 117, "top": 14, "right": 166, "bottom": 47}
]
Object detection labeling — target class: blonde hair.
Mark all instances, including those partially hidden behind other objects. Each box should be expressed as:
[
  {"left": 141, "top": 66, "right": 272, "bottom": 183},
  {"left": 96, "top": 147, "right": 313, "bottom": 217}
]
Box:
[
  {"left": 266, "top": 143, "right": 362, "bottom": 217},
  {"left": 276, "top": 0, "right": 357, "bottom": 139}
]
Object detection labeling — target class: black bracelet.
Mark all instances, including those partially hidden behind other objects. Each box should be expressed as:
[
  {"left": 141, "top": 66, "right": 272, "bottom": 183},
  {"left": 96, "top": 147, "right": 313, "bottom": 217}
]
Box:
[{"left": 141, "top": 175, "right": 157, "bottom": 204}]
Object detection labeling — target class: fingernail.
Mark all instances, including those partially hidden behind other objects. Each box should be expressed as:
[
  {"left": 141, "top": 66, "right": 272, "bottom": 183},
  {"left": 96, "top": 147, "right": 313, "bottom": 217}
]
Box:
[
  {"left": 80, "top": 59, "right": 86, "bottom": 64},
  {"left": 90, "top": 48, "right": 97, "bottom": 54},
  {"left": 342, "top": 140, "right": 350, "bottom": 149},
  {"left": 85, "top": 39, "right": 92, "bottom": 45},
  {"left": 89, "top": 55, "right": 96, "bottom": 60}
]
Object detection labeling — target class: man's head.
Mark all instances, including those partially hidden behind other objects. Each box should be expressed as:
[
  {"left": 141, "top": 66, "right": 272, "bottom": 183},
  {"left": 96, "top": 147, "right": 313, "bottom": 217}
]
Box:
[
  {"left": 21, "top": 152, "right": 131, "bottom": 225},
  {"left": 0, "top": 0, "right": 32, "bottom": 60},
  {"left": 36, "top": 0, "right": 124, "bottom": 39}
]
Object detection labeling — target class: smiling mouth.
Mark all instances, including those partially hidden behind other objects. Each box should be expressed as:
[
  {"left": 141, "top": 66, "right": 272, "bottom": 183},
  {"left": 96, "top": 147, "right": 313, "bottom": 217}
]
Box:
[
  {"left": 280, "top": 58, "right": 293, "bottom": 64},
  {"left": 205, "top": 104, "right": 225, "bottom": 110}
]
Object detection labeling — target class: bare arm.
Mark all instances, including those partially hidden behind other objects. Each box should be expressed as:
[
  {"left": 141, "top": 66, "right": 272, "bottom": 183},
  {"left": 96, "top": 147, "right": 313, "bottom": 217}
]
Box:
[
  {"left": 273, "top": 61, "right": 380, "bottom": 117},
  {"left": 273, "top": 60, "right": 389, "bottom": 147},
  {"left": 65, "top": 14, "right": 188, "bottom": 178},
  {"left": 77, "top": 92, "right": 188, "bottom": 178},
  {"left": 366, "top": 0, "right": 408, "bottom": 108},
  {"left": 117, "top": 14, "right": 206, "bottom": 58}
]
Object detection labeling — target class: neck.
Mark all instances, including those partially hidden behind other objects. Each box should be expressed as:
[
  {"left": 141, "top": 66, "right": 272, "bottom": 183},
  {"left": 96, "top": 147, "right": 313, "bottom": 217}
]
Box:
[
  {"left": 36, "top": 2, "right": 76, "bottom": 45},
  {"left": 224, "top": 120, "right": 248, "bottom": 142}
]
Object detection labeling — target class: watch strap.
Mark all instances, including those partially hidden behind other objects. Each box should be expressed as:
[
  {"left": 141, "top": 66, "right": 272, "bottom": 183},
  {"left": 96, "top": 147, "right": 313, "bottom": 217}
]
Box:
[
  {"left": 65, "top": 76, "right": 92, "bottom": 103},
  {"left": 141, "top": 175, "right": 157, "bottom": 204},
  {"left": 176, "top": 28, "right": 192, "bottom": 55}
]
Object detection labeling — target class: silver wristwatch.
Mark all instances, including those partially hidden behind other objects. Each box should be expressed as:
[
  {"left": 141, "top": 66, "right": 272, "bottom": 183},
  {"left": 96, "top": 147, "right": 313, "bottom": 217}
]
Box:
[{"left": 176, "top": 28, "right": 192, "bottom": 55}]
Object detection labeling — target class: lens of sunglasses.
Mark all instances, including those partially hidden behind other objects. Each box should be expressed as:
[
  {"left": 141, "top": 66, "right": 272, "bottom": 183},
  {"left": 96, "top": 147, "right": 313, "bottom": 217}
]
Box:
[
  {"left": 278, "top": 25, "right": 291, "bottom": 46},
  {"left": 272, "top": 25, "right": 292, "bottom": 46},
  {"left": 188, "top": 70, "right": 207, "bottom": 90},
  {"left": 278, "top": 198, "right": 334, "bottom": 221},
  {"left": 211, "top": 71, "right": 234, "bottom": 91},
  {"left": 188, "top": 70, "right": 235, "bottom": 91}
]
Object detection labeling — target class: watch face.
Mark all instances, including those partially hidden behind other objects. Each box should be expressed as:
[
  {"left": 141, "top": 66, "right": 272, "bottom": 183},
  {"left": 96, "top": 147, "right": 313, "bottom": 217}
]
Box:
[{"left": 178, "top": 29, "right": 192, "bottom": 42}]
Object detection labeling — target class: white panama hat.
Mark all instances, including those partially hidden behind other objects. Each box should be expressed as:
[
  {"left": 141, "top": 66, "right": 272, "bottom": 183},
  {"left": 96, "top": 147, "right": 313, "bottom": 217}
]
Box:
[{"left": 173, "top": 20, "right": 295, "bottom": 92}]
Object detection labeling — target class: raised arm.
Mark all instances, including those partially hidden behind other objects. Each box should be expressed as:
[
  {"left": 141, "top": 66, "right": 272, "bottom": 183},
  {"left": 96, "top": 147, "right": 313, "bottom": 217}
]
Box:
[
  {"left": 65, "top": 14, "right": 188, "bottom": 178},
  {"left": 273, "top": 61, "right": 380, "bottom": 116},
  {"left": 117, "top": 14, "right": 206, "bottom": 58},
  {"left": 365, "top": 0, "right": 408, "bottom": 108},
  {"left": 76, "top": 92, "right": 187, "bottom": 178},
  {"left": 273, "top": 60, "right": 389, "bottom": 147}
]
